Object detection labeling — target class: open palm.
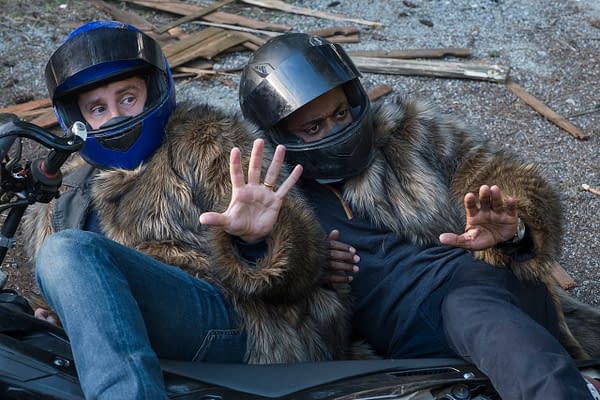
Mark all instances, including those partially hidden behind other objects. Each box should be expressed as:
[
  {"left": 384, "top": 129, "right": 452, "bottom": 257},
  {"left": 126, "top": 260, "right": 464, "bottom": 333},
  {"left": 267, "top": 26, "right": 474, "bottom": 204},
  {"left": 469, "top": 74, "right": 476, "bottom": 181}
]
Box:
[
  {"left": 439, "top": 185, "right": 518, "bottom": 250},
  {"left": 199, "top": 139, "right": 302, "bottom": 243}
]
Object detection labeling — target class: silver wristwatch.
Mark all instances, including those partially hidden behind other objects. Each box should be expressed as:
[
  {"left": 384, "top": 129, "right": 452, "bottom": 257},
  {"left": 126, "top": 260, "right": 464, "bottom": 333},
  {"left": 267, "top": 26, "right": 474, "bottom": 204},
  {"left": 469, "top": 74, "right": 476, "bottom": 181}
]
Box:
[{"left": 508, "top": 217, "right": 526, "bottom": 244}]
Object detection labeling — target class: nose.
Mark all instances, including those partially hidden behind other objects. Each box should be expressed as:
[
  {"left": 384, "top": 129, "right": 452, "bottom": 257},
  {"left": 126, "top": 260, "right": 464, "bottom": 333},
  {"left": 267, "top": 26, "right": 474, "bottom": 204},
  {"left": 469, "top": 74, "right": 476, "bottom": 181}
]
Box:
[
  {"left": 323, "top": 118, "right": 340, "bottom": 136},
  {"left": 106, "top": 103, "right": 124, "bottom": 119}
]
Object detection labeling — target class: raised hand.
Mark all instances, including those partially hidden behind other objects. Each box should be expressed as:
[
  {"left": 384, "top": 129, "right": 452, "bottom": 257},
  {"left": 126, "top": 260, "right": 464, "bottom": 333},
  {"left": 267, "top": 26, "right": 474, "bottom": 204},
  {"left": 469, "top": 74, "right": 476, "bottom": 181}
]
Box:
[
  {"left": 439, "top": 185, "right": 519, "bottom": 250},
  {"left": 324, "top": 229, "right": 360, "bottom": 284},
  {"left": 199, "top": 138, "right": 303, "bottom": 243}
]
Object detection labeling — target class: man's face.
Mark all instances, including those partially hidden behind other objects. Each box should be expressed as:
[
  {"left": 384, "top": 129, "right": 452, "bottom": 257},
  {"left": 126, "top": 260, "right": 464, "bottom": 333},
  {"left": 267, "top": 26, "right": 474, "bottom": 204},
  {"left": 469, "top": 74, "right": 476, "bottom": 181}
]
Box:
[
  {"left": 77, "top": 76, "right": 147, "bottom": 130},
  {"left": 281, "top": 86, "right": 353, "bottom": 143}
]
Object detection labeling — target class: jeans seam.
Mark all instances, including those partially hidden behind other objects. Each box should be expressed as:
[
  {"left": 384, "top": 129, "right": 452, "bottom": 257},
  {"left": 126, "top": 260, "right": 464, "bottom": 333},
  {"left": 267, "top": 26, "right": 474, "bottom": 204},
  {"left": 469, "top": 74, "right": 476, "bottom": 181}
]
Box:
[{"left": 192, "top": 328, "right": 244, "bottom": 362}]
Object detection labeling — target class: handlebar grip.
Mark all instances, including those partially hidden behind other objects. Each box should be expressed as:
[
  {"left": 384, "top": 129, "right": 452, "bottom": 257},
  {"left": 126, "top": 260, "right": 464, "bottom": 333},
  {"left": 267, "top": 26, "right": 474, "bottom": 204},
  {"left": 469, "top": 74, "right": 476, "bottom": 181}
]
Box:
[{"left": 40, "top": 122, "right": 87, "bottom": 176}]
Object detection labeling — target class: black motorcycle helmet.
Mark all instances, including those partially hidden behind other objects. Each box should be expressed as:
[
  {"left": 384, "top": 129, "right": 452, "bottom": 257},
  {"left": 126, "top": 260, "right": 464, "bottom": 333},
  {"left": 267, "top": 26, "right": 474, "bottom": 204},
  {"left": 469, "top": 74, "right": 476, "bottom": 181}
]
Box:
[{"left": 239, "top": 33, "right": 374, "bottom": 180}]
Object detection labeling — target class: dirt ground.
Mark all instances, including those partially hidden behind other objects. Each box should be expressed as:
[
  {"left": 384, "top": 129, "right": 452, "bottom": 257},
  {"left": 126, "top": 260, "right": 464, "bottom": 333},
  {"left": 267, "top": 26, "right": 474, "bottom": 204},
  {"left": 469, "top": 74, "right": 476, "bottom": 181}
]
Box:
[{"left": 0, "top": 0, "right": 598, "bottom": 311}]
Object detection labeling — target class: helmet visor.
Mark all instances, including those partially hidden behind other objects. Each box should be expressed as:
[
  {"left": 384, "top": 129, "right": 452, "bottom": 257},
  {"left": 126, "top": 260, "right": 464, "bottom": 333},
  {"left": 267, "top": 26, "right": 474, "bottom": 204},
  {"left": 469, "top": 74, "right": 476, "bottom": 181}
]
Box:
[
  {"left": 45, "top": 26, "right": 166, "bottom": 101},
  {"left": 242, "top": 42, "right": 360, "bottom": 129}
]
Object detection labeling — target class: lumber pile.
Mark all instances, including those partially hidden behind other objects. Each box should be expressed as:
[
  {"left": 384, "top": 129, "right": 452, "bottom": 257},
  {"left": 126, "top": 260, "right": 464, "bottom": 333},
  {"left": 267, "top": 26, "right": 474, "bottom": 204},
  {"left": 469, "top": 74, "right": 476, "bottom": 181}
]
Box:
[{"left": 0, "top": 0, "right": 589, "bottom": 143}]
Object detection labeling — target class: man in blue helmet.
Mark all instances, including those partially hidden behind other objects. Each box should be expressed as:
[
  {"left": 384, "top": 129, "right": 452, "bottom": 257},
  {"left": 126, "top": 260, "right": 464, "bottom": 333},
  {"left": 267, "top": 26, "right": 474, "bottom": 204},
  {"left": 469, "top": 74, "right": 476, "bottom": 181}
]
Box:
[
  {"left": 23, "top": 22, "right": 357, "bottom": 399},
  {"left": 238, "top": 33, "right": 600, "bottom": 399}
]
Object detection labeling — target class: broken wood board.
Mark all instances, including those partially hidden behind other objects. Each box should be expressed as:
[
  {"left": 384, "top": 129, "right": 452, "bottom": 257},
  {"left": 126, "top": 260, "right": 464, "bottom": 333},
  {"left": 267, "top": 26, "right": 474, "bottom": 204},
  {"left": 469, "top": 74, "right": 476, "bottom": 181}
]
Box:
[
  {"left": 239, "top": 0, "right": 382, "bottom": 28},
  {"left": 30, "top": 109, "right": 58, "bottom": 129},
  {"left": 366, "top": 84, "right": 393, "bottom": 101},
  {"left": 351, "top": 56, "right": 510, "bottom": 83},
  {"left": 324, "top": 34, "right": 360, "bottom": 44},
  {"left": 582, "top": 184, "right": 600, "bottom": 197},
  {"left": 550, "top": 261, "right": 577, "bottom": 290},
  {"left": 91, "top": 0, "right": 154, "bottom": 31},
  {"left": 155, "top": 0, "right": 236, "bottom": 33},
  {"left": 0, "top": 99, "right": 58, "bottom": 129},
  {"left": 165, "top": 28, "right": 249, "bottom": 67},
  {"left": 0, "top": 98, "right": 51, "bottom": 115},
  {"left": 90, "top": 0, "right": 173, "bottom": 43},
  {"left": 124, "top": 0, "right": 291, "bottom": 32},
  {"left": 506, "top": 80, "right": 588, "bottom": 140},
  {"left": 310, "top": 27, "right": 360, "bottom": 38},
  {"left": 348, "top": 48, "right": 472, "bottom": 59},
  {"left": 185, "top": 20, "right": 280, "bottom": 38},
  {"left": 162, "top": 27, "right": 224, "bottom": 59}
]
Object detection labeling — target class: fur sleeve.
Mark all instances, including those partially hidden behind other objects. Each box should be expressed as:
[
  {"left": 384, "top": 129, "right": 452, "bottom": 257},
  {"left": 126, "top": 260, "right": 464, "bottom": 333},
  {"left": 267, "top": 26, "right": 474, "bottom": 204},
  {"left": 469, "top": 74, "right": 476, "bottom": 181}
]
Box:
[
  {"left": 93, "top": 103, "right": 329, "bottom": 301},
  {"left": 450, "top": 149, "right": 562, "bottom": 282},
  {"left": 209, "top": 190, "right": 328, "bottom": 302},
  {"left": 377, "top": 96, "right": 562, "bottom": 282},
  {"left": 21, "top": 202, "right": 55, "bottom": 261}
]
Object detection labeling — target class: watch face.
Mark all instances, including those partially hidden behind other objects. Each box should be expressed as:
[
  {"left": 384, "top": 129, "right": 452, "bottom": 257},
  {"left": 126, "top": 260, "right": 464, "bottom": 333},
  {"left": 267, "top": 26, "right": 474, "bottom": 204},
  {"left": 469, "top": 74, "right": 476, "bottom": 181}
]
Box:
[{"left": 516, "top": 217, "right": 525, "bottom": 241}]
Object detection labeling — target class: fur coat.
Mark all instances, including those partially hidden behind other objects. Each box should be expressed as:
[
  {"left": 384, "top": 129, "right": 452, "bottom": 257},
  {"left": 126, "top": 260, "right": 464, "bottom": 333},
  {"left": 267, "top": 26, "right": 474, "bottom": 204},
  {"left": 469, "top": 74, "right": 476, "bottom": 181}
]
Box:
[
  {"left": 22, "top": 103, "right": 352, "bottom": 364},
  {"left": 341, "top": 96, "right": 598, "bottom": 359}
]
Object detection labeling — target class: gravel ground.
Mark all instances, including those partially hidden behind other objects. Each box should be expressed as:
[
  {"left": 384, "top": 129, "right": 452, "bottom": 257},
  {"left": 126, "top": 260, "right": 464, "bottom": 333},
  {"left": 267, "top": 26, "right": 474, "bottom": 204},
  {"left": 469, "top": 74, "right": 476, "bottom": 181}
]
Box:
[{"left": 0, "top": 0, "right": 598, "bottom": 306}]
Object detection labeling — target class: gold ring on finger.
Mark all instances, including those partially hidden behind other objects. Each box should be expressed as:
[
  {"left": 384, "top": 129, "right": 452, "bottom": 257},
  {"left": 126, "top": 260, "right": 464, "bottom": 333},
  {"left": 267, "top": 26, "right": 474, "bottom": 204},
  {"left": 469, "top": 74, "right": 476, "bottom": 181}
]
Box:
[{"left": 263, "top": 182, "right": 275, "bottom": 191}]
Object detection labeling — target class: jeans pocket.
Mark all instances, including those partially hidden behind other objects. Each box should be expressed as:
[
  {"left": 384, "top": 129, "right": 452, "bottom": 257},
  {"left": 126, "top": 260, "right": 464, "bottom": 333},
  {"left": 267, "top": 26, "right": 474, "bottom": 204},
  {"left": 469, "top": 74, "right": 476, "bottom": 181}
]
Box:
[{"left": 192, "top": 329, "right": 246, "bottom": 363}]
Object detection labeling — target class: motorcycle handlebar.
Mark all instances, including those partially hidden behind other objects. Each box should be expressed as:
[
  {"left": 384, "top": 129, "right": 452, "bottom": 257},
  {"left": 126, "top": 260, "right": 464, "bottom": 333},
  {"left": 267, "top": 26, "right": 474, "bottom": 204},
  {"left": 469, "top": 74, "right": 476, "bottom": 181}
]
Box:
[
  {"left": 0, "top": 113, "right": 86, "bottom": 173},
  {"left": 40, "top": 121, "right": 87, "bottom": 176}
]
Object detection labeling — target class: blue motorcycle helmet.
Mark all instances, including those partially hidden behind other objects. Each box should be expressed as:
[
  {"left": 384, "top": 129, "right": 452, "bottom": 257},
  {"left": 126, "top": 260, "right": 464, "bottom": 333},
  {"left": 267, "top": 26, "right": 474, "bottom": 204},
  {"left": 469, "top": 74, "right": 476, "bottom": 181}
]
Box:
[{"left": 45, "top": 20, "right": 176, "bottom": 169}]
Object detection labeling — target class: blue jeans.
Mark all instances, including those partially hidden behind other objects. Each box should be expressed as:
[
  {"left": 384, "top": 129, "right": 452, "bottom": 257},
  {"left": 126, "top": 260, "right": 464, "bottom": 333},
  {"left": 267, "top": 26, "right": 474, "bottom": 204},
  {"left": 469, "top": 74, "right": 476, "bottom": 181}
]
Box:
[{"left": 35, "top": 229, "right": 246, "bottom": 399}]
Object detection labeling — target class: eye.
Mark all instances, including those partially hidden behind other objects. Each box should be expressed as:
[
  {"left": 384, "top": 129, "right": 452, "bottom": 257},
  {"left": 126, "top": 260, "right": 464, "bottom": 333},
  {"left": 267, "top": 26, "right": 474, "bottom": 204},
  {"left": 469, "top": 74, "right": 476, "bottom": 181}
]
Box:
[
  {"left": 335, "top": 107, "right": 349, "bottom": 121},
  {"left": 121, "top": 95, "right": 137, "bottom": 107},
  {"left": 90, "top": 104, "right": 106, "bottom": 116},
  {"left": 304, "top": 122, "right": 321, "bottom": 136}
]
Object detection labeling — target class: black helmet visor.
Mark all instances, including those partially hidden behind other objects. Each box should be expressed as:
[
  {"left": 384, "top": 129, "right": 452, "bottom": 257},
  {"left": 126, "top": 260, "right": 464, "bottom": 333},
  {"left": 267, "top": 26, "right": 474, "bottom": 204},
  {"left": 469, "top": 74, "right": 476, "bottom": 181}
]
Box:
[
  {"left": 242, "top": 43, "right": 360, "bottom": 129},
  {"left": 45, "top": 27, "right": 166, "bottom": 100}
]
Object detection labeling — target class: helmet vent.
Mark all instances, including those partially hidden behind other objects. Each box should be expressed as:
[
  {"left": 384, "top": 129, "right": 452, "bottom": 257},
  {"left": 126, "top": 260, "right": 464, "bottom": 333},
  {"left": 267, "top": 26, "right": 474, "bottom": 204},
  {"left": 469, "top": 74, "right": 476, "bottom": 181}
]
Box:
[
  {"left": 252, "top": 63, "right": 273, "bottom": 77},
  {"left": 309, "top": 36, "right": 324, "bottom": 46}
]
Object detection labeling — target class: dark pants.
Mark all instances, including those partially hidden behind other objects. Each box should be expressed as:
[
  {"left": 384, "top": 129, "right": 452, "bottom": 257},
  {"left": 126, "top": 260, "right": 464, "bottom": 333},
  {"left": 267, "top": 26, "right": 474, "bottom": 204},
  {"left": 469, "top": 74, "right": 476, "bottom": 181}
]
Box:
[{"left": 442, "top": 261, "right": 592, "bottom": 400}]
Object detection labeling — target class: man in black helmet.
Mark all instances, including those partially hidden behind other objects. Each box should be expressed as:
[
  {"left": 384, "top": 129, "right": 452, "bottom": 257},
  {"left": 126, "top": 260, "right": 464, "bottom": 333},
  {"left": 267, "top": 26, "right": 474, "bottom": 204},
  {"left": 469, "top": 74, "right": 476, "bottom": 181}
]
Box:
[{"left": 239, "top": 32, "right": 600, "bottom": 400}]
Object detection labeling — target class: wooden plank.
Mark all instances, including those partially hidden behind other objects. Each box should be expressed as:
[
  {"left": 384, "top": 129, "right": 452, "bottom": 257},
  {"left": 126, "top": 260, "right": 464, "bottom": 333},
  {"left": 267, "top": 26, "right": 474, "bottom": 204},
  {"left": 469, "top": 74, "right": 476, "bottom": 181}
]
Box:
[
  {"left": 89, "top": 0, "right": 179, "bottom": 43},
  {"left": 202, "top": 10, "right": 290, "bottom": 32},
  {"left": 29, "top": 109, "right": 58, "bottom": 129},
  {"left": 124, "top": 0, "right": 291, "bottom": 32},
  {"left": 550, "top": 261, "right": 577, "bottom": 290},
  {"left": 155, "top": 0, "right": 236, "bottom": 34},
  {"left": 348, "top": 48, "right": 472, "bottom": 59},
  {"left": 168, "top": 30, "right": 248, "bottom": 67},
  {"left": 231, "top": 32, "right": 267, "bottom": 47},
  {"left": 351, "top": 56, "right": 510, "bottom": 83},
  {"left": 0, "top": 98, "right": 51, "bottom": 115},
  {"left": 239, "top": 0, "right": 383, "bottom": 28},
  {"left": 506, "top": 79, "right": 588, "bottom": 140},
  {"left": 90, "top": 0, "right": 154, "bottom": 31},
  {"left": 326, "top": 34, "right": 360, "bottom": 44},
  {"left": 366, "top": 84, "right": 393, "bottom": 102},
  {"left": 124, "top": 0, "right": 198, "bottom": 15},
  {"left": 310, "top": 27, "right": 360, "bottom": 38},
  {"left": 582, "top": 184, "right": 600, "bottom": 197},
  {"left": 187, "top": 20, "right": 280, "bottom": 37},
  {"left": 162, "top": 27, "right": 224, "bottom": 59}
]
